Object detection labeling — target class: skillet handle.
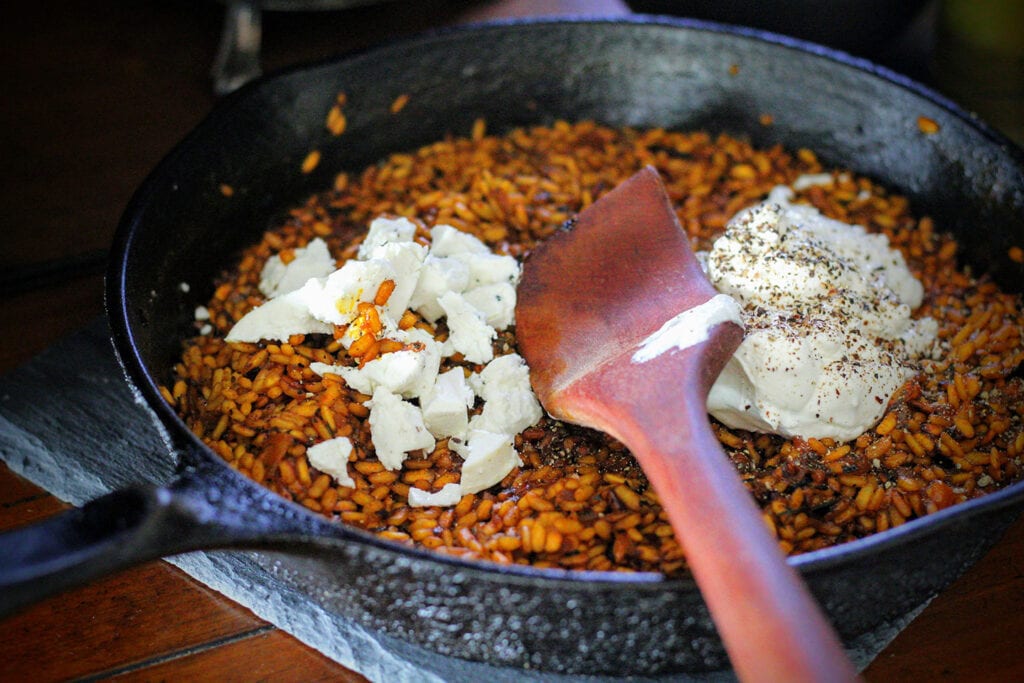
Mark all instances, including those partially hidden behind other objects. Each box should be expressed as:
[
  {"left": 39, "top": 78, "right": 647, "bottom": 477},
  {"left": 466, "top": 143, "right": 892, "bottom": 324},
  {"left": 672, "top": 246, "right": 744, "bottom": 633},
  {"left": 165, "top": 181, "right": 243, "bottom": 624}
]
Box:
[{"left": 0, "top": 464, "right": 319, "bottom": 619}]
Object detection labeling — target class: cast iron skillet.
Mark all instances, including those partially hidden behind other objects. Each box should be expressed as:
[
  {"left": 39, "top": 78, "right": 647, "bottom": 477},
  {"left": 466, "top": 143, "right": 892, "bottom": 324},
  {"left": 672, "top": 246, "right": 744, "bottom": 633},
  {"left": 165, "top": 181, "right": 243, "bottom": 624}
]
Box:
[{"left": 2, "top": 17, "right": 1023, "bottom": 677}]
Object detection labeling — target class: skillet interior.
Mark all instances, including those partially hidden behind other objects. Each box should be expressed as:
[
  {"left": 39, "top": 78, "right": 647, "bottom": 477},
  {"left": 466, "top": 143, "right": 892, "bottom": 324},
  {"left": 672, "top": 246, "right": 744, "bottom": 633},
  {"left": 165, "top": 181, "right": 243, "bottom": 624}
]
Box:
[{"left": 109, "top": 17, "right": 1024, "bottom": 675}]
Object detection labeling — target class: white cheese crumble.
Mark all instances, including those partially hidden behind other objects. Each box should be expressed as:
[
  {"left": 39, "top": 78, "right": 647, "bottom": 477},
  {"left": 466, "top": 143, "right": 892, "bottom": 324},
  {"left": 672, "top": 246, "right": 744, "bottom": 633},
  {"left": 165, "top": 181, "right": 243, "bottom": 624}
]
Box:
[
  {"left": 463, "top": 282, "right": 517, "bottom": 329},
  {"left": 429, "top": 223, "right": 492, "bottom": 257},
  {"left": 293, "top": 258, "right": 395, "bottom": 329},
  {"left": 408, "top": 255, "right": 471, "bottom": 322},
  {"left": 438, "top": 291, "right": 496, "bottom": 364},
  {"left": 259, "top": 237, "right": 336, "bottom": 298},
  {"left": 312, "top": 328, "right": 441, "bottom": 400},
  {"left": 454, "top": 251, "right": 521, "bottom": 289},
  {"left": 362, "top": 241, "right": 427, "bottom": 320},
  {"left": 367, "top": 387, "right": 435, "bottom": 470},
  {"left": 306, "top": 436, "right": 356, "bottom": 488},
  {"left": 703, "top": 186, "right": 938, "bottom": 441},
  {"left": 792, "top": 172, "right": 836, "bottom": 191},
  {"left": 225, "top": 290, "right": 333, "bottom": 342},
  {"left": 451, "top": 430, "right": 522, "bottom": 493},
  {"left": 420, "top": 368, "right": 475, "bottom": 440},
  {"left": 357, "top": 216, "right": 418, "bottom": 260},
  {"left": 407, "top": 429, "right": 524, "bottom": 507},
  {"left": 631, "top": 294, "right": 744, "bottom": 363},
  {"left": 408, "top": 482, "right": 464, "bottom": 507},
  {"left": 468, "top": 353, "right": 543, "bottom": 436}
]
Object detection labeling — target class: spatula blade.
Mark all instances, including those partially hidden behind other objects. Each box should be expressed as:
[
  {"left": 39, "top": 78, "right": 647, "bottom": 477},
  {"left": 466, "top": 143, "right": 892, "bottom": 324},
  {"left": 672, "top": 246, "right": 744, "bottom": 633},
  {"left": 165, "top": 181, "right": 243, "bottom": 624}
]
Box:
[{"left": 516, "top": 165, "right": 725, "bottom": 407}]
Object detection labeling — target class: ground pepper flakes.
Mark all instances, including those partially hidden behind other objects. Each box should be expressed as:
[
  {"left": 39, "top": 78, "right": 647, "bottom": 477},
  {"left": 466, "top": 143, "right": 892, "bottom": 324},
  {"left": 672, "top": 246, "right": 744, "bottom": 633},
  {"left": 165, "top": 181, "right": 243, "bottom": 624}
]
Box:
[{"left": 167, "top": 120, "right": 1024, "bottom": 577}]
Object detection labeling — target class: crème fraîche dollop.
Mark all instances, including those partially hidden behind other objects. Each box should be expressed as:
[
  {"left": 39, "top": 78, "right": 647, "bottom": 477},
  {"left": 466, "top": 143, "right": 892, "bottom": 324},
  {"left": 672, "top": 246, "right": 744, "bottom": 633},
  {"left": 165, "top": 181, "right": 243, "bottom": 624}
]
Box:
[{"left": 704, "top": 185, "right": 938, "bottom": 442}]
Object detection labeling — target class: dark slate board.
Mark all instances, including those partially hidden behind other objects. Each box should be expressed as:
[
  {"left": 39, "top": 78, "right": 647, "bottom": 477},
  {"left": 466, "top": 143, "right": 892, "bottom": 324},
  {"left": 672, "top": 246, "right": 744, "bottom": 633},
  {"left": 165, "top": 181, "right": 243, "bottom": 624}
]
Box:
[{"left": 0, "top": 319, "right": 921, "bottom": 681}]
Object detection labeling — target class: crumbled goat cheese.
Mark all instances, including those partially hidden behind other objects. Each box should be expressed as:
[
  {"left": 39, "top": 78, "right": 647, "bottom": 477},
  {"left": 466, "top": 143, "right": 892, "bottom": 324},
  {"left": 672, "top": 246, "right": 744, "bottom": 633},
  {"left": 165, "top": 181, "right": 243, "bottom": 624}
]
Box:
[
  {"left": 357, "top": 216, "right": 418, "bottom": 260},
  {"left": 306, "top": 436, "right": 356, "bottom": 488},
  {"left": 408, "top": 429, "right": 523, "bottom": 506},
  {"left": 360, "top": 241, "right": 427, "bottom": 320},
  {"left": 703, "top": 186, "right": 938, "bottom": 441},
  {"left": 791, "top": 173, "right": 835, "bottom": 191},
  {"left": 312, "top": 328, "right": 441, "bottom": 400},
  {"left": 367, "top": 387, "right": 435, "bottom": 470},
  {"left": 453, "top": 251, "right": 522, "bottom": 289},
  {"left": 463, "top": 282, "right": 517, "bottom": 329},
  {"left": 259, "top": 237, "right": 336, "bottom": 298},
  {"left": 429, "top": 223, "right": 492, "bottom": 257},
  {"left": 420, "top": 368, "right": 475, "bottom": 439},
  {"left": 194, "top": 305, "right": 210, "bottom": 321},
  {"left": 410, "top": 255, "right": 471, "bottom": 322},
  {"left": 226, "top": 217, "right": 540, "bottom": 505},
  {"left": 410, "top": 225, "right": 520, "bottom": 324},
  {"left": 225, "top": 290, "right": 332, "bottom": 342},
  {"left": 293, "top": 258, "right": 395, "bottom": 329},
  {"left": 450, "top": 430, "right": 522, "bottom": 494},
  {"left": 468, "top": 353, "right": 543, "bottom": 436},
  {"left": 409, "top": 482, "right": 464, "bottom": 508},
  {"left": 438, "top": 291, "right": 496, "bottom": 364}
]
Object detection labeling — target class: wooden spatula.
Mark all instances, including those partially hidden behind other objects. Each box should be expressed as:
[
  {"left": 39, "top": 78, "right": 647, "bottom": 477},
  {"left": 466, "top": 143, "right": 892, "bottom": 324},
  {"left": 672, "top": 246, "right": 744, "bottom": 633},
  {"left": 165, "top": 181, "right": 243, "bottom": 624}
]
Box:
[{"left": 515, "top": 166, "right": 860, "bottom": 682}]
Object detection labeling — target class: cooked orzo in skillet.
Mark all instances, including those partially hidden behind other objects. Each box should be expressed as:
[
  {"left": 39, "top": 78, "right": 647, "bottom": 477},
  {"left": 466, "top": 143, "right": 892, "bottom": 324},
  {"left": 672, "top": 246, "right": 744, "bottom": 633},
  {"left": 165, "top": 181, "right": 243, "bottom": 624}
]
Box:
[{"left": 165, "top": 120, "right": 1024, "bottom": 576}]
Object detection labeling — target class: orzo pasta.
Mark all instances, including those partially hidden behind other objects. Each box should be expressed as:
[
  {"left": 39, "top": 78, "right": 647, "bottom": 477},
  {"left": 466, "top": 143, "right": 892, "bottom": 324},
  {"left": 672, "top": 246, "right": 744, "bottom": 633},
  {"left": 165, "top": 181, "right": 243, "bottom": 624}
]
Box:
[{"left": 165, "top": 120, "right": 1024, "bottom": 576}]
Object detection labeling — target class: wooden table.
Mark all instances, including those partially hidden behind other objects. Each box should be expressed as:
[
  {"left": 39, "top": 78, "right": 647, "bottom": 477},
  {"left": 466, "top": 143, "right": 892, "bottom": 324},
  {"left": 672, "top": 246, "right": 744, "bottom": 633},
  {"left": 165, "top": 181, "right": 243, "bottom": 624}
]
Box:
[{"left": 2, "top": 1, "right": 1022, "bottom": 680}]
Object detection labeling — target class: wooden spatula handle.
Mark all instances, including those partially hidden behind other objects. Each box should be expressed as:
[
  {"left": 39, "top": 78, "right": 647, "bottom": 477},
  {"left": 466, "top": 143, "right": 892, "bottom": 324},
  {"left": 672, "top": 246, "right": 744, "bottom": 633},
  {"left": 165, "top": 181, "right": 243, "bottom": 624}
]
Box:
[
  {"left": 639, "top": 406, "right": 859, "bottom": 682},
  {"left": 563, "top": 347, "right": 861, "bottom": 683}
]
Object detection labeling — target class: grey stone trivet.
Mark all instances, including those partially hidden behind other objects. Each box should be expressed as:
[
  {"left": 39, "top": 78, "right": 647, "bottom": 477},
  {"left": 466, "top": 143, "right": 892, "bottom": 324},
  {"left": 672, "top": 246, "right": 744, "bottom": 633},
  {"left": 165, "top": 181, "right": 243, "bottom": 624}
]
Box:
[{"left": 0, "top": 319, "right": 922, "bottom": 681}]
